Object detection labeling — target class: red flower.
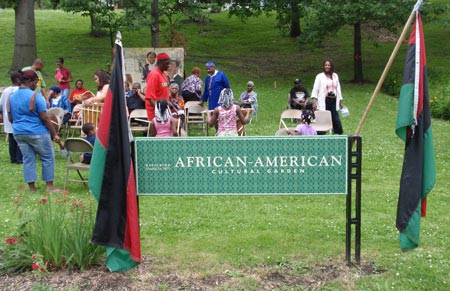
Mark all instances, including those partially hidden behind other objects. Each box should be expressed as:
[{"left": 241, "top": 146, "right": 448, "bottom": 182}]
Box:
[
  {"left": 62, "top": 190, "right": 69, "bottom": 195},
  {"left": 19, "top": 237, "right": 25, "bottom": 242},
  {"left": 32, "top": 254, "right": 38, "bottom": 260},
  {"left": 5, "top": 237, "right": 17, "bottom": 245},
  {"left": 32, "top": 263, "right": 39, "bottom": 270},
  {"left": 40, "top": 199, "right": 48, "bottom": 204},
  {"left": 40, "top": 267, "right": 46, "bottom": 272}
]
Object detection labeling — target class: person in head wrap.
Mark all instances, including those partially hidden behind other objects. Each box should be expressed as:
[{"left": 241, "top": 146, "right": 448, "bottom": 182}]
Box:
[
  {"left": 149, "top": 99, "right": 179, "bottom": 137},
  {"left": 206, "top": 88, "right": 250, "bottom": 137},
  {"left": 48, "top": 85, "right": 72, "bottom": 124},
  {"left": 145, "top": 53, "right": 171, "bottom": 121},
  {"left": 8, "top": 70, "right": 61, "bottom": 192},
  {"left": 200, "top": 61, "right": 230, "bottom": 111}
]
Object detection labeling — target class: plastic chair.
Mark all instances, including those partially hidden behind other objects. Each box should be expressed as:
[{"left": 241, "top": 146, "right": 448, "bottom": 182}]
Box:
[
  {"left": 128, "top": 109, "right": 151, "bottom": 136},
  {"left": 278, "top": 109, "right": 303, "bottom": 130},
  {"left": 311, "top": 110, "right": 333, "bottom": 134},
  {"left": 63, "top": 138, "right": 93, "bottom": 190},
  {"left": 184, "top": 101, "right": 206, "bottom": 136},
  {"left": 47, "top": 107, "right": 65, "bottom": 125},
  {"left": 275, "top": 128, "right": 293, "bottom": 136}
]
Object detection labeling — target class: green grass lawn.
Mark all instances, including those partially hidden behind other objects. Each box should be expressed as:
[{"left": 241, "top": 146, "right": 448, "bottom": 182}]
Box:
[{"left": 0, "top": 8, "right": 450, "bottom": 290}]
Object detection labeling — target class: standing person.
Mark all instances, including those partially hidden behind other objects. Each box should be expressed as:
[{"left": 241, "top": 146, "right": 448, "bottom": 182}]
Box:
[
  {"left": 293, "top": 110, "right": 317, "bottom": 135},
  {"left": 141, "top": 51, "right": 157, "bottom": 82},
  {"left": 145, "top": 53, "right": 171, "bottom": 121},
  {"left": 289, "top": 78, "right": 312, "bottom": 110},
  {"left": 22, "top": 59, "right": 48, "bottom": 106},
  {"left": 311, "top": 59, "right": 344, "bottom": 134},
  {"left": 84, "top": 70, "right": 110, "bottom": 105},
  {"left": 8, "top": 70, "right": 61, "bottom": 192},
  {"left": 207, "top": 89, "right": 250, "bottom": 137},
  {"left": 201, "top": 61, "right": 230, "bottom": 111},
  {"left": 0, "top": 72, "right": 23, "bottom": 164},
  {"left": 55, "top": 57, "right": 73, "bottom": 98},
  {"left": 181, "top": 67, "right": 203, "bottom": 102}
]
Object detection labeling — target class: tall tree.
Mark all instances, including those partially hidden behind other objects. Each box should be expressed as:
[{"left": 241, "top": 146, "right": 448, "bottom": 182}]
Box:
[
  {"left": 152, "top": 0, "right": 160, "bottom": 47},
  {"left": 217, "top": 0, "right": 309, "bottom": 38},
  {"left": 124, "top": 0, "right": 204, "bottom": 47},
  {"left": 300, "top": 0, "right": 416, "bottom": 82},
  {"left": 1, "top": 0, "right": 37, "bottom": 72},
  {"left": 59, "top": 0, "right": 119, "bottom": 37}
]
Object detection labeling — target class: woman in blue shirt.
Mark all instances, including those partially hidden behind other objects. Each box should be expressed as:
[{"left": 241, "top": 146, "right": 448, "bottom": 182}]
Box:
[{"left": 9, "top": 70, "right": 61, "bottom": 192}]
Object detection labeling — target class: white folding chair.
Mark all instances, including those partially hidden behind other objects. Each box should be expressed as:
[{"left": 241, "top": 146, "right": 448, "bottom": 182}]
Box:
[
  {"left": 278, "top": 109, "right": 303, "bottom": 130},
  {"left": 128, "top": 109, "right": 151, "bottom": 136},
  {"left": 311, "top": 110, "right": 333, "bottom": 134},
  {"left": 63, "top": 138, "right": 93, "bottom": 190},
  {"left": 184, "top": 101, "right": 206, "bottom": 136}
]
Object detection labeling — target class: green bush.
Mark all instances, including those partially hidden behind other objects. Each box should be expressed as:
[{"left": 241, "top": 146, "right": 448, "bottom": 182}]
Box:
[
  {"left": 382, "top": 72, "right": 402, "bottom": 96},
  {"left": 0, "top": 191, "right": 104, "bottom": 275},
  {"left": 208, "top": 3, "right": 222, "bottom": 13},
  {"left": 430, "top": 82, "right": 450, "bottom": 120}
]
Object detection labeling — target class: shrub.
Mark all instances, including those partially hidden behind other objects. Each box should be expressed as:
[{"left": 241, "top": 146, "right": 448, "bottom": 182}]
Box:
[
  {"left": 0, "top": 191, "right": 104, "bottom": 275},
  {"left": 382, "top": 72, "right": 402, "bottom": 96},
  {"left": 430, "top": 82, "right": 450, "bottom": 120}
]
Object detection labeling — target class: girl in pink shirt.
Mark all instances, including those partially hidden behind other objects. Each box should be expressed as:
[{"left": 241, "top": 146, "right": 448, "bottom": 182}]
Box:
[
  {"left": 207, "top": 89, "right": 250, "bottom": 136},
  {"left": 149, "top": 99, "right": 178, "bottom": 137}
]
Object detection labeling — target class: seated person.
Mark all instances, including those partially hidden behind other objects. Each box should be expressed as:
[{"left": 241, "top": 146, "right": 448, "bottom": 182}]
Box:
[
  {"left": 48, "top": 86, "right": 71, "bottom": 124},
  {"left": 289, "top": 78, "right": 312, "bottom": 110},
  {"left": 149, "top": 99, "right": 179, "bottom": 137},
  {"left": 126, "top": 82, "right": 146, "bottom": 113},
  {"left": 238, "top": 80, "right": 258, "bottom": 116},
  {"left": 69, "top": 79, "right": 93, "bottom": 110},
  {"left": 207, "top": 89, "right": 250, "bottom": 137},
  {"left": 168, "top": 83, "right": 185, "bottom": 118},
  {"left": 291, "top": 110, "right": 317, "bottom": 136},
  {"left": 80, "top": 123, "right": 96, "bottom": 164}
]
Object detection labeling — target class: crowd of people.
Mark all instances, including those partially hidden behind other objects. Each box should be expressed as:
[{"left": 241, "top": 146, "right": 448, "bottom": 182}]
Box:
[{"left": 0, "top": 53, "right": 346, "bottom": 191}]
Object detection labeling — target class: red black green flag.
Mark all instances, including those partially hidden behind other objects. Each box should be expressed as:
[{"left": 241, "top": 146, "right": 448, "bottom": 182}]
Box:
[
  {"left": 89, "top": 33, "right": 141, "bottom": 271},
  {"left": 395, "top": 12, "right": 435, "bottom": 251}
]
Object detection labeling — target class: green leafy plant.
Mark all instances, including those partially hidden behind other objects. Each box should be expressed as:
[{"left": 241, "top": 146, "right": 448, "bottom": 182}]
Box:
[
  {"left": 0, "top": 191, "right": 104, "bottom": 275},
  {"left": 430, "top": 83, "right": 450, "bottom": 120},
  {"left": 382, "top": 72, "right": 402, "bottom": 96}
]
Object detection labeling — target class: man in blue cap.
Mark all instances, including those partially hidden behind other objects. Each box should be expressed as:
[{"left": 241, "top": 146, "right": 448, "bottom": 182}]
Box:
[{"left": 200, "top": 61, "right": 230, "bottom": 111}]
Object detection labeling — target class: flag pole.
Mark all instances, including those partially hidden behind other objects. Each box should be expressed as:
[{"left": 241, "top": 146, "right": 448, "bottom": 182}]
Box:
[{"left": 354, "top": 0, "right": 423, "bottom": 136}]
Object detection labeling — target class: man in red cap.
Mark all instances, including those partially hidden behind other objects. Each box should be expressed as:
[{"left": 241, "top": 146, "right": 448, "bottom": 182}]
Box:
[{"left": 145, "top": 53, "right": 171, "bottom": 121}]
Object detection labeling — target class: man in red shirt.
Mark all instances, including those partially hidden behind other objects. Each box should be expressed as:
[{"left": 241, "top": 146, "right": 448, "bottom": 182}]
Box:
[{"left": 145, "top": 53, "right": 171, "bottom": 120}]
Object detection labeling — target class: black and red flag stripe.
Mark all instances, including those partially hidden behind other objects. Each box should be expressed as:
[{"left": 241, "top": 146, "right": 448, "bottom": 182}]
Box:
[{"left": 89, "top": 33, "right": 141, "bottom": 271}]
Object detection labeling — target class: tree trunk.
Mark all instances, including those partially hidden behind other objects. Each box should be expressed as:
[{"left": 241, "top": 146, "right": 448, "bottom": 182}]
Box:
[
  {"left": 353, "top": 22, "right": 364, "bottom": 82},
  {"left": 10, "top": 0, "right": 37, "bottom": 72},
  {"left": 151, "top": 0, "right": 160, "bottom": 47},
  {"left": 289, "top": 0, "right": 301, "bottom": 38},
  {"left": 89, "top": 12, "right": 103, "bottom": 37}
]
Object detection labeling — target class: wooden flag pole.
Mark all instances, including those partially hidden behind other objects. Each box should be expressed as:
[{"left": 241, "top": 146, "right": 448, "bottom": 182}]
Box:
[{"left": 354, "top": 7, "right": 419, "bottom": 136}]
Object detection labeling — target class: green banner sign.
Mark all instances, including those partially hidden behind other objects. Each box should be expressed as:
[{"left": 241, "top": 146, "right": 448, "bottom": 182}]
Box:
[{"left": 134, "top": 136, "right": 348, "bottom": 195}]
